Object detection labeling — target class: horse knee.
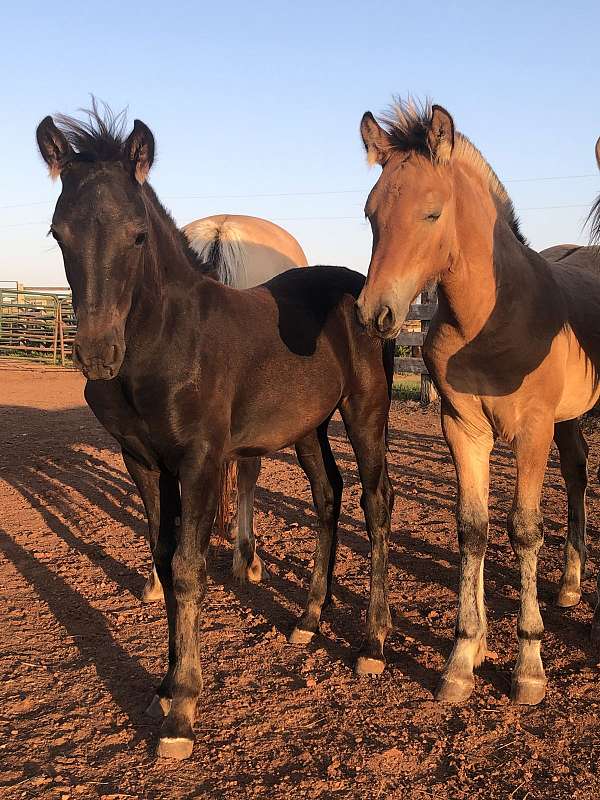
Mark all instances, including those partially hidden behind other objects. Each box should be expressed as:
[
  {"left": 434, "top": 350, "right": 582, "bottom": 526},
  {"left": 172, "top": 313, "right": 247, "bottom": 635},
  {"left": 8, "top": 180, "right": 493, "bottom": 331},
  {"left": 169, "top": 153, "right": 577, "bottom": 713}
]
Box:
[
  {"left": 360, "top": 486, "right": 390, "bottom": 530},
  {"left": 171, "top": 550, "right": 207, "bottom": 602},
  {"left": 456, "top": 507, "right": 488, "bottom": 558},
  {"left": 508, "top": 508, "right": 543, "bottom": 552}
]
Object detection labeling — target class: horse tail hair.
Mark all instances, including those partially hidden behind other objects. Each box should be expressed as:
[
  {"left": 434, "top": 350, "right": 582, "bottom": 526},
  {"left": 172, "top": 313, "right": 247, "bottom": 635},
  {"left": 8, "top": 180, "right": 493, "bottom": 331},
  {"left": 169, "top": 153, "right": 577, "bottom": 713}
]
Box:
[
  {"left": 214, "top": 461, "right": 238, "bottom": 539},
  {"left": 183, "top": 217, "right": 248, "bottom": 288}
]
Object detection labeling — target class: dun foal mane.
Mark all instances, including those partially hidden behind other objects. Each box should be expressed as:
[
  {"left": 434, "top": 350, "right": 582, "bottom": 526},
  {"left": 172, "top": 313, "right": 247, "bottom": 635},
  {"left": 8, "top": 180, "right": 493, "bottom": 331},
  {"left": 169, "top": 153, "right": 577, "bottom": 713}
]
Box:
[{"left": 378, "top": 99, "right": 528, "bottom": 246}]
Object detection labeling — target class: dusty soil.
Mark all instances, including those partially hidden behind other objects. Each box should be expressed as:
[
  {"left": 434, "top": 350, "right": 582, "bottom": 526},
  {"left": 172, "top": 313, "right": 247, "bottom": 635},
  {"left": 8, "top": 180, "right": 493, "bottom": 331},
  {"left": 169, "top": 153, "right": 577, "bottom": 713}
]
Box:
[{"left": 1, "top": 366, "right": 599, "bottom": 799}]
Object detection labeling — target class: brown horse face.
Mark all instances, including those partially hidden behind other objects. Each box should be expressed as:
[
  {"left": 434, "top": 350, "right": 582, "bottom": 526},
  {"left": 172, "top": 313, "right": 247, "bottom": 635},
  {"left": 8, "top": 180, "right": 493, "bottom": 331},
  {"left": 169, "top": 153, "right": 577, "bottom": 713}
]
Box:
[
  {"left": 355, "top": 106, "right": 457, "bottom": 339},
  {"left": 37, "top": 117, "right": 154, "bottom": 379}
]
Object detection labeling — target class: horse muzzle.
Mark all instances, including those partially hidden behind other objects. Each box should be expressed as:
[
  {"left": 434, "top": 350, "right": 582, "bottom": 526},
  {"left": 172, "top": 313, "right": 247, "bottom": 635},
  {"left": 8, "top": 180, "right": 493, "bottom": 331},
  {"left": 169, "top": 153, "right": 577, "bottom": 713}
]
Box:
[{"left": 73, "top": 336, "right": 125, "bottom": 380}]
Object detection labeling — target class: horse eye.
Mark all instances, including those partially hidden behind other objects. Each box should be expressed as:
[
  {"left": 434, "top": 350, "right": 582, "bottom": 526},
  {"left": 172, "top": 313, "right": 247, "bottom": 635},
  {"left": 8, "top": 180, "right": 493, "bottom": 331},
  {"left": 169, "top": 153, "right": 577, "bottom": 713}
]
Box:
[
  {"left": 425, "top": 211, "right": 442, "bottom": 222},
  {"left": 134, "top": 232, "right": 147, "bottom": 246},
  {"left": 49, "top": 227, "right": 63, "bottom": 243}
]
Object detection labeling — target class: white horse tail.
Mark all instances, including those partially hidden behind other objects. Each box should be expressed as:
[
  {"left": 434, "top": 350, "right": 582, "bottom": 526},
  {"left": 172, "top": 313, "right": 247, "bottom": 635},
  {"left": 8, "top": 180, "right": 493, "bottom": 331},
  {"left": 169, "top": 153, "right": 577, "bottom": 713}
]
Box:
[{"left": 183, "top": 217, "right": 248, "bottom": 288}]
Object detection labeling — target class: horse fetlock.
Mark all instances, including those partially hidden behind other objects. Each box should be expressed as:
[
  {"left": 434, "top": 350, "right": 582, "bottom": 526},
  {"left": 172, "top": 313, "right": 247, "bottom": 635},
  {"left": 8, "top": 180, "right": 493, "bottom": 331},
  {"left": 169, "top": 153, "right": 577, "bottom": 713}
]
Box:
[
  {"left": 473, "top": 634, "right": 488, "bottom": 668},
  {"left": 141, "top": 567, "right": 164, "bottom": 603},
  {"left": 145, "top": 694, "right": 172, "bottom": 718}
]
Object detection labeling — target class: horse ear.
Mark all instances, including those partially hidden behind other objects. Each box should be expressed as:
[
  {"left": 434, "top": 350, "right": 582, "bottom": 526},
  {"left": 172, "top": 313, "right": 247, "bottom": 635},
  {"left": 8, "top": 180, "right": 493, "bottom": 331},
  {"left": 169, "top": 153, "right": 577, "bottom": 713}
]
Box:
[
  {"left": 595, "top": 136, "right": 600, "bottom": 172},
  {"left": 36, "top": 116, "right": 73, "bottom": 179},
  {"left": 124, "top": 119, "right": 155, "bottom": 184},
  {"left": 427, "top": 105, "right": 454, "bottom": 164},
  {"left": 360, "top": 112, "right": 392, "bottom": 166}
]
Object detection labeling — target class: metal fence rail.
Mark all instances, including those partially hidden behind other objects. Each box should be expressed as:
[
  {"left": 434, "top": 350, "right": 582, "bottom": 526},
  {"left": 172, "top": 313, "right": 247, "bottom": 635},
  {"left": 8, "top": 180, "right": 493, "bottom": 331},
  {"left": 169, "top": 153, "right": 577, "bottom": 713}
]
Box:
[
  {"left": 1, "top": 283, "right": 440, "bottom": 401},
  {"left": 0, "top": 288, "right": 75, "bottom": 366}
]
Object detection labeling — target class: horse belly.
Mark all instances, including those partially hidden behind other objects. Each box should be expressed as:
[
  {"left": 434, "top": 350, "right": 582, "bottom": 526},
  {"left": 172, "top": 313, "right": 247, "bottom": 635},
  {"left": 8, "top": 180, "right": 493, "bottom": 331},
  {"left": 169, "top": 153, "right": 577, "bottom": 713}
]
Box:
[
  {"left": 230, "top": 379, "right": 342, "bottom": 456},
  {"left": 555, "top": 343, "right": 600, "bottom": 421}
]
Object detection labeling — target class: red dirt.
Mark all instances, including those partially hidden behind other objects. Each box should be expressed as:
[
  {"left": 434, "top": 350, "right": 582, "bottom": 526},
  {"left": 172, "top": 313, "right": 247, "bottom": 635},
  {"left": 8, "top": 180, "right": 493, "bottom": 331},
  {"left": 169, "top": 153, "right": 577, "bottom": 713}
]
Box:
[{"left": 1, "top": 366, "right": 599, "bottom": 799}]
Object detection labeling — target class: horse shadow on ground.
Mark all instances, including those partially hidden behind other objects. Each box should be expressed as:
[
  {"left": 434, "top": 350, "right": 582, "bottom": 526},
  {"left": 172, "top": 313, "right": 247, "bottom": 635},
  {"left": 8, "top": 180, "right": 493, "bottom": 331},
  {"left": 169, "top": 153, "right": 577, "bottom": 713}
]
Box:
[{"left": 0, "top": 403, "right": 596, "bottom": 725}]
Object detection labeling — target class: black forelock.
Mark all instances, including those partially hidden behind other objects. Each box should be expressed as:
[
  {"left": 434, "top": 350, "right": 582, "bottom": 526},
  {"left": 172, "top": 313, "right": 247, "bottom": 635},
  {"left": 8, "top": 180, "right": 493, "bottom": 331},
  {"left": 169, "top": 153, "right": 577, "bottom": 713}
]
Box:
[{"left": 54, "top": 97, "right": 129, "bottom": 162}]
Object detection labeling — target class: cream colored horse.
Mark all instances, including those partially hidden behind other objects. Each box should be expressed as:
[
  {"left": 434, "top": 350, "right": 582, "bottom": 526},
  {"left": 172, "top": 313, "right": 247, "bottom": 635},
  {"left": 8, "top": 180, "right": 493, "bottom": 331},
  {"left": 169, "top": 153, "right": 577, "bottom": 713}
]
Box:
[
  {"left": 142, "top": 214, "right": 308, "bottom": 601},
  {"left": 183, "top": 214, "right": 308, "bottom": 287}
]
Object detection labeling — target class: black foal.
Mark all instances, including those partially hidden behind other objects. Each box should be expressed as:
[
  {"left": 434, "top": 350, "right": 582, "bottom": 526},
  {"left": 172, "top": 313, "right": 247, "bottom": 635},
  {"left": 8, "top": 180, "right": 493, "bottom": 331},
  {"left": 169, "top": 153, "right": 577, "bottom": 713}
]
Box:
[{"left": 37, "top": 105, "right": 394, "bottom": 760}]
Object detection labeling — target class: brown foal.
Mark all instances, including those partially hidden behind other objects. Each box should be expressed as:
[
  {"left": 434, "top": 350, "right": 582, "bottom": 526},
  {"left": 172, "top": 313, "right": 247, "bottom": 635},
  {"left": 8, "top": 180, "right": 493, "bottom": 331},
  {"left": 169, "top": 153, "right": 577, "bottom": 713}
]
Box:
[{"left": 357, "top": 100, "right": 600, "bottom": 705}]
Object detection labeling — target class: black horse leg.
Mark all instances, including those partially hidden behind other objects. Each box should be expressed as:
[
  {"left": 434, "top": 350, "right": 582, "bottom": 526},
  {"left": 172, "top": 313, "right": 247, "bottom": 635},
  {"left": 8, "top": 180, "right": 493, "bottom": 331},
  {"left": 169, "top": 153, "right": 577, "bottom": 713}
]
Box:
[
  {"left": 289, "top": 422, "right": 343, "bottom": 644},
  {"left": 156, "top": 449, "right": 220, "bottom": 760},
  {"left": 122, "top": 452, "right": 180, "bottom": 605},
  {"left": 231, "top": 456, "right": 265, "bottom": 582},
  {"left": 340, "top": 397, "right": 393, "bottom": 675}
]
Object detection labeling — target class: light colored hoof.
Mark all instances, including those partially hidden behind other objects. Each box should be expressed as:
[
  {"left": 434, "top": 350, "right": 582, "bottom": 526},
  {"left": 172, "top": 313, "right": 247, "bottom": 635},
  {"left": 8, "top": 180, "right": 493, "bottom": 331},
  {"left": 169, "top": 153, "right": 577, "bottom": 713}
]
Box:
[
  {"left": 246, "top": 555, "right": 267, "bottom": 584},
  {"left": 232, "top": 552, "right": 267, "bottom": 584},
  {"left": 355, "top": 656, "right": 385, "bottom": 676},
  {"left": 288, "top": 627, "right": 316, "bottom": 645},
  {"left": 511, "top": 679, "right": 546, "bottom": 705},
  {"left": 435, "top": 676, "right": 474, "bottom": 703},
  {"left": 141, "top": 572, "right": 164, "bottom": 603},
  {"left": 556, "top": 587, "right": 581, "bottom": 608},
  {"left": 157, "top": 736, "right": 194, "bottom": 760},
  {"left": 145, "top": 694, "right": 171, "bottom": 719}
]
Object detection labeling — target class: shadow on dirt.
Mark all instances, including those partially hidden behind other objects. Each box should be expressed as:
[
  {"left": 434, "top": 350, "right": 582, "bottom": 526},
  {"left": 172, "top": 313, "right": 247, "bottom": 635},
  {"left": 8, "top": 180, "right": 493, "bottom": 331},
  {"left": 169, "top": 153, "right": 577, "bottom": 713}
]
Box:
[{"left": 1, "top": 401, "right": 595, "bottom": 721}]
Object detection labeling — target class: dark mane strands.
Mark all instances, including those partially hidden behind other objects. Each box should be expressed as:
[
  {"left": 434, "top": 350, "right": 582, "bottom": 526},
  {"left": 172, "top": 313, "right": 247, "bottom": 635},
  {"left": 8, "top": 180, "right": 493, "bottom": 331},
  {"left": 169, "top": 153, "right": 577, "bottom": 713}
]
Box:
[
  {"left": 587, "top": 194, "right": 600, "bottom": 246},
  {"left": 55, "top": 98, "right": 129, "bottom": 162},
  {"left": 378, "top": 98, "right": 528, "bottom": 246},
  {"left": 54, "top": 99, "right": 204, "bottom": 272}
]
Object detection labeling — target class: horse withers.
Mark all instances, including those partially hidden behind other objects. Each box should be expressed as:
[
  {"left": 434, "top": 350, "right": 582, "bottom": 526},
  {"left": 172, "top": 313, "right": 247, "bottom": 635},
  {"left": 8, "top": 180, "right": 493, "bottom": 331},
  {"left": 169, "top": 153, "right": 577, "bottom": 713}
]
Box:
[
  {"left": 36, "top": 104, "right": 394, "bottom": 760},
  {"left": 357, "top": 99, "right": 600, "bottom": 706}
]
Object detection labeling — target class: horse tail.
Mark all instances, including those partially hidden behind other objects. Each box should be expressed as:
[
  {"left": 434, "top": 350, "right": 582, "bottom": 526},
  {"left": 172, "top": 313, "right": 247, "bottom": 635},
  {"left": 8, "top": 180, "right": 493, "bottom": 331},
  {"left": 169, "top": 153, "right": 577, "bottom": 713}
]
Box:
[
  {"left": 214, "top": 461, "right": 238, "bottom": 539},
  {"left": 183, "top": 217, "right": 248, "bottom": 288}
]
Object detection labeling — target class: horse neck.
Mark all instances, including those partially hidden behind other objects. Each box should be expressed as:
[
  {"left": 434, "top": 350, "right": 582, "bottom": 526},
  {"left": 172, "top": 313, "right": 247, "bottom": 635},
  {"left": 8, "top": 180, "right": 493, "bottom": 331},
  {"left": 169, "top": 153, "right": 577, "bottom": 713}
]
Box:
[
  {"left": 128, "top": 191, "right": 204, "bottom": 341},
  {"left": 437, "top": 164, "right": 531, "bottom": 340}
]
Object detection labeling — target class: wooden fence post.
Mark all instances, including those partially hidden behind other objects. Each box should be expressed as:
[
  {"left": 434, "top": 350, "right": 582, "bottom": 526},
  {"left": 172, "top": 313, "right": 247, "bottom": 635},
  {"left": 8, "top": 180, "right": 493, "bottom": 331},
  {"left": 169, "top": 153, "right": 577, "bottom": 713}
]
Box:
[{"left": 419, "top": 287, "right": 438, "bottom": 404}]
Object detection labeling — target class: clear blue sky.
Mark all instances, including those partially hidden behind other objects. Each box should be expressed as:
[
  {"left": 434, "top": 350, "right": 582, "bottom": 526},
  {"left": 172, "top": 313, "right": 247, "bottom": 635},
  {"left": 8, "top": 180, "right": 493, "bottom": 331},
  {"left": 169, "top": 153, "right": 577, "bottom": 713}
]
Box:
[{"left": 1, "top": 0, "right": 599, "bottom": 286}]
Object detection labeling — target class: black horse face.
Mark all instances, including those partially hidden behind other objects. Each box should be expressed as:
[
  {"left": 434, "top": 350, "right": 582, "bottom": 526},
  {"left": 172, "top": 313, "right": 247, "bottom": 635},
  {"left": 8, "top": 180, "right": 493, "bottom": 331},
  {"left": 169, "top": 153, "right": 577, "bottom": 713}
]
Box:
[{"left": 37, "top": 115, "right": 154, "bottom": 380}]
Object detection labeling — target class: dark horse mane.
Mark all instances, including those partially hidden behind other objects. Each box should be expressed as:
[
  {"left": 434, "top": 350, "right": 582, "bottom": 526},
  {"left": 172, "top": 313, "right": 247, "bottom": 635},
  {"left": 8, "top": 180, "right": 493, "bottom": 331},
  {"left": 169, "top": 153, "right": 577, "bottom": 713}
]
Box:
[
  {"left": 377, "top": 98, "right": 528, "bottom": 246},
  {"left": 53, "top": 99, "right": 204, "bottom": 272},
  {"left": 587, "top": 193, "right": 600, "bottom": 245}
]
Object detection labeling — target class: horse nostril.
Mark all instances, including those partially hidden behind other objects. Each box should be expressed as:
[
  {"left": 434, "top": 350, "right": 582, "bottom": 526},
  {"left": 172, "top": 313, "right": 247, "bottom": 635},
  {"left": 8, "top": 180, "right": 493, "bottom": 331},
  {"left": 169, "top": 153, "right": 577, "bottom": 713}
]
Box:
[
  {"left": 375, "top": 305, "right": 395, "bottom": 334},
  {"left": 109, "top": 344, "right": 119, "bottom": 365}
]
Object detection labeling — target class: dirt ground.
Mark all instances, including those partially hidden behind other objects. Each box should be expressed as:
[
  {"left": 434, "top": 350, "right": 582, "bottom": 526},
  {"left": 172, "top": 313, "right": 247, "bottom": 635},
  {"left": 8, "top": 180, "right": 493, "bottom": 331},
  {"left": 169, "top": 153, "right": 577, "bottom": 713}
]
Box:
[{"left": 1, "top": 366, "right": 599, "bottom": 800}]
